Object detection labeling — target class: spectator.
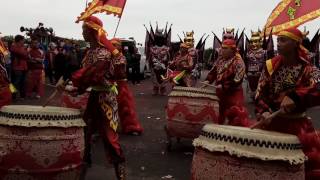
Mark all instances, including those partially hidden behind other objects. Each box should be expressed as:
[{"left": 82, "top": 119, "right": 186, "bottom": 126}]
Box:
[
  {"left": 131, "top": 47, "right": 141, "bottom": 84},
  {"left": 26, "top": 38, "right": 45, "bottom": 99},
  {"left": 53, "top": 46, "right": 67, "bottom": 82},
  {"left": 46, "top": 42, "right": 57, "bottom": 84},
  {"left": 10, "top": 35, "right": 28, "bottom": 99}
]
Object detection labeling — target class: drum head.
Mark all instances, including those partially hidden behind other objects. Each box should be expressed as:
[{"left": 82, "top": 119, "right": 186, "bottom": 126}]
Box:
[
  {"left": 193, "top": 124, "right": 306, "bottom": 165},
  {"left": 0, "top": 105, "right": 85, "bottom": 128}
]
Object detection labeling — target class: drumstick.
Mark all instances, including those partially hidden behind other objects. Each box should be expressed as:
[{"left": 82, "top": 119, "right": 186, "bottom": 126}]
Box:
[
  {"left": 200, "top": 81, "right": 218, "bottom": 88},
  {"left": 42, "top": 90, "right": 58, "bottom": 107},
  {"left": 250, "top": 110, "right": 282, "bottom": 129},
  {"left": 42, "top": 78, "right": 68, "bottom": 107}
]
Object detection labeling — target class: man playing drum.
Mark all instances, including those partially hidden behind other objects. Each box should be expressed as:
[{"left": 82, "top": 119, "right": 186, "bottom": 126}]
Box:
[
  {"left": 253, "top": 28, "right": 320, "bottom": 179},
  {"left": 203, "top": 39, "right": 250, "bottom": 127},
  {"left": 57, "top": 16, "right": 127, "bottom": 179}
]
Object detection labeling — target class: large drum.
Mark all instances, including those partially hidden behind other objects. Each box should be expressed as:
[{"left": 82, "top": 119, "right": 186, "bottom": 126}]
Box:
[
  {"left": 0, "top": 105, "right": 86, "bottom": 180},
  {"left": 191, "top": 124, "right": 306, "bottom": 180},
  {"left": 165, "top": 86, "right": 219, "bottom": 149}
]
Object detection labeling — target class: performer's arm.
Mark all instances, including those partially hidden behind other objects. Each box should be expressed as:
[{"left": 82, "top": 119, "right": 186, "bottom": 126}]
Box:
[
  {"left": 255, "top": 67, "right": 273, "bottom": 115},
  {"left": 232, "top": 58, "right": 246, "bottom": 86},
  {"left": 287, "top": 66, "right": 320, "bottom": 111},
  {"left": 205, "top": 63, "right": 217, "bottom": 84}
]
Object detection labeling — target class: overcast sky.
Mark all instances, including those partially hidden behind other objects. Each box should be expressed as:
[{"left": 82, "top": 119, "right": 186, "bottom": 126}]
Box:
[{"left": 0, "top": 0, "right": 319, "bottom": 46}]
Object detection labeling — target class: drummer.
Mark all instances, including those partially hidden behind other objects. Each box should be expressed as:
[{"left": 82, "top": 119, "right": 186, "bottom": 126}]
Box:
[
  {"left": 253, "top": 28, "right": 320, "bottom": 179},
  {"left": 0, "top": 38, "right": 12, "bottom": 108},
  {"left": 57, "top": 16, "right": 127, "bottom": 179},
  {"left": 203, "top": 39, "right": 250, "bottom": 127}
]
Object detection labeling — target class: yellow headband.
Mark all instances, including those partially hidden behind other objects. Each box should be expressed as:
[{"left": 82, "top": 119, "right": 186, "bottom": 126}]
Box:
[
  {"left": 84, "top": 22, "right": 108, "bottom": 36},
  {"left": 278, "top": 31, "right": 302, "bottom": 43}
]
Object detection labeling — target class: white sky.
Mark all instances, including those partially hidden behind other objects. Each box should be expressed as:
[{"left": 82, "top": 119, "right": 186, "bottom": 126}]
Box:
[{"left": 0, "top": 0, "right": 319, "bottom": 46}]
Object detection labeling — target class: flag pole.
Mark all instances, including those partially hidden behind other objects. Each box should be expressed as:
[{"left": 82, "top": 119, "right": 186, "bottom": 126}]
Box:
[{"left": 113, "top": 18, "right": 122, "bottom": 37}]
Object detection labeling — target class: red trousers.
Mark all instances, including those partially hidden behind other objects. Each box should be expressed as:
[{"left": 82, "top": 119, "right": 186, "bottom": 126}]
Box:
[
  {"left": 0, "top": 86, "right": 12, "bottom": 108},
  {"left": 25, "top": 70, "right": 44, "bottom": 97},
  {"left": 216, "top": 87, "right": 250, "bottom": 127},
  {"left": 117, "top": 81, "right": 143, "bottom": 134},
  {"left": 263, "top": 116, "right": 320, "bottom": 180},
  {"left": 83, "top": 91, "right": 125, "bottom": 164}
]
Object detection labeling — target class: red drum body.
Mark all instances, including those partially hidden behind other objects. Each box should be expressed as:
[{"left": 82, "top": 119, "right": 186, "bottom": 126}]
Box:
[
  {"left": 165, "top": 87, "right": 219, "bottom": 139},
  {"left": 191, "top": 124, "right": 306, "bottom": 180},
  {"left": 0, "top": 105, "right": 85, "bottom": 180}
]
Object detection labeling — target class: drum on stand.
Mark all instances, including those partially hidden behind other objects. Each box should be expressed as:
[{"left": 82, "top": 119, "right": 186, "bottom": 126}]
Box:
[
  {"left": 0, "top": 105, "right": 86, "bottom": 180},
  {"left": 191, "top": 124, "right": 306, "bottom": 180},
  {"left": 165, "top": 86, "right": 219, "bottom": 150}
]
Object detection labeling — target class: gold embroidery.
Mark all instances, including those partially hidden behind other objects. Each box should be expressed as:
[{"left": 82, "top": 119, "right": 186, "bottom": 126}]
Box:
[{"left": 287, "top": 6, "right": 296, "bottom": 20}]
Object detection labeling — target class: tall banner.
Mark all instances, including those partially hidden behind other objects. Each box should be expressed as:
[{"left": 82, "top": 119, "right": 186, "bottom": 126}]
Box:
[
  {"left": 77, "top": 0, "right": 127, "bottom": 22},
  {"left": 264, "top": 0, "right": 320, "bottom": 35}
]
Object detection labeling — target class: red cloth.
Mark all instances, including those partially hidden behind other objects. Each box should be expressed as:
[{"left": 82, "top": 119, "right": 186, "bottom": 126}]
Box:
[
  {"left": 222, "top": 39, "right": 236, "bottom": 48},
  {"left": 0, "top": 65, "right": 11, "bottom": 108},
  {"left": 216, "top": 87, "right": 251, "bottom": 127},
  {"left": 28, "top": 48, "right": 44, "bottom": 70},
  {"left": 0, "top": 86, "right": 11, "bottom": 108},
  {"left": 117, "top": 81, "right": 143, "bottom": 134},
  {"left": 25, "top": 70, "right": 44, "bottom": 97},
  {"left": 10, "top": 43, "right": 28, "bottom": 71}
]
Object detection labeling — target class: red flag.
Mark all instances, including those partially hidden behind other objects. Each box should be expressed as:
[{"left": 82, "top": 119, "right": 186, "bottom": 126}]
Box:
[
  {"left": 77, "top": 0, "right": 127, "bottom": 22},
  {"left": 264, "top": 0, "right": 320, "bottom": 35},
  {"left": 0, "top": 36, "right": 9, "bottom": 57}
]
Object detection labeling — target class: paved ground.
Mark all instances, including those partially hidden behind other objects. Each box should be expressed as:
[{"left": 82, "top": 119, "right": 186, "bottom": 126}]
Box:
[{"left": 12, "top": 72, "right": 320, "bottom": 180}]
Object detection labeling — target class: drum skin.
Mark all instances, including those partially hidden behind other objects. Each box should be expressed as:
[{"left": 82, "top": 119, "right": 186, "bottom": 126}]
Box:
[
  {"left": 191, "top": 148, "right": 305, "bottom": 180},
  {"left": 0, "top": 106, "right": 85, "bottom": 180},
  {"left": 166, "top": 87, "right": 219, "bottom": 139},
  {"left": 191, "top": 124, "right": 306, "bottom": 180}
]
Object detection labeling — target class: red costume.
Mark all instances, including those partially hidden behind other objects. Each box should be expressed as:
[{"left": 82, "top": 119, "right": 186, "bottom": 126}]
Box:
[
  {"left": 71, "top": 16, "right": 125, "bottom": 179},
  {"left": 255, "top": 28, "right": 320, "bottom": 179},
  {"left": 168, "top": 42, "right": 195, "bottom": 87},
  {"left": 0, "top": 49, "right": 11, "bottom": 108},
  {"left": 150, "top": 45, "right": 170, "bottom": 94},
  {"left": 26, "top": 46, "right": 45, "bottom": 98},
  {"left": 111, "top": 39, "right": 143, "bottom": 134},
  {"left": 205, "top": 39, "right": 250, "bottom": 127}
]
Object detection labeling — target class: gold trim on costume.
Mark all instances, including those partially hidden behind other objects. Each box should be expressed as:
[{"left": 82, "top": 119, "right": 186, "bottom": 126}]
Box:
[
  {"left": 266, "top": 59, "right": 274, "bottom": 76},
  {"left": 278, "top": 31, "right": 302, "bottom": 42},
  {"left": 112, "top": 49, "right": 120, "bottom": 56}
]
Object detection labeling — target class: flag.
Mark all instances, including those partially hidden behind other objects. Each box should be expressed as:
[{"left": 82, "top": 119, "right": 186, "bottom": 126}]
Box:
[
  {"left": 264, "top": 0, "right": 320, "bottom": 35},
  {"left": 0, "top": 37, "right": 9, "bottom": 57},
  {"left": 77, "top": 0, "right": 127, "bottom": 22}
]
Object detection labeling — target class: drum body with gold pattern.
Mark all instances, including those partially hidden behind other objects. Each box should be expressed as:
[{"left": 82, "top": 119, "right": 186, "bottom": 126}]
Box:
[
  {"left": 0, "top": 105, "right": 85, "bottom": 180},
  {"left": 191, "top": 124, "right": 306, "bottom": 180}
]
